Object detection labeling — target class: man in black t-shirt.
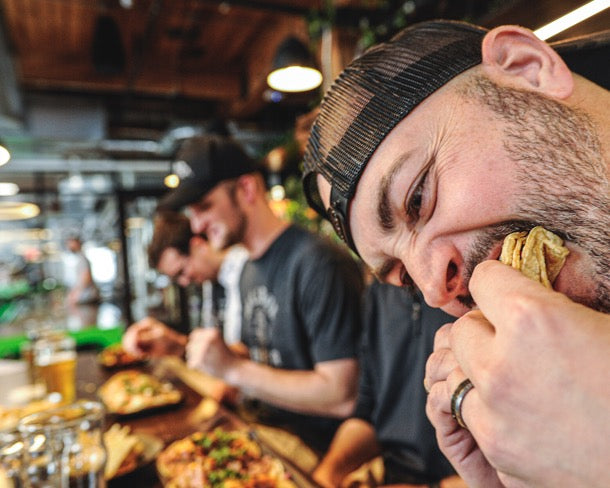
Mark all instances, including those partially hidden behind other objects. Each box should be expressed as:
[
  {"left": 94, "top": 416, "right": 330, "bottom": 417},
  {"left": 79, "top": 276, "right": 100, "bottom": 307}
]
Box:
[
  {"left": 314, "top": 282, "right": 463, "bottom": 486},
  {"left": 157, "top": 135, "right": 363, "bottom": 451}
]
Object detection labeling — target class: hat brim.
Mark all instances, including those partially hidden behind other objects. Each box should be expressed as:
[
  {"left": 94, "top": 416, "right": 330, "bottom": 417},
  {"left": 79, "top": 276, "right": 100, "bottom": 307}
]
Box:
[
  {"left": 551, "top": 29, "right": 610, "bottom": 89},
  {"left": 156, "top": 179, "right": 212, "bottom": 212}
]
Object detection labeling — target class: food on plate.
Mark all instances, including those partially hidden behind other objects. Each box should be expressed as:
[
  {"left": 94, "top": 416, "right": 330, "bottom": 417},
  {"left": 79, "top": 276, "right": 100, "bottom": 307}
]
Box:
[
  {"left": 188, "top": 397, "right": 220, "bottom": 424},
  {"left": 499, "top": 226, "right": 569, "bottom": 288},
  {"left": 0, "top": 397, "right": 63, "bottom": 430},
  {"left": 103, "top": 423, "right": 145, "bottom": 479},
  {"left": 98, "top": 343, "right": 147, "bottom": 368},
  {"left": 98, "top": 370, "right": 182, "bottom": 415},
  {"left": 156, "top": 428, "right": 297, "bottom": 488}
]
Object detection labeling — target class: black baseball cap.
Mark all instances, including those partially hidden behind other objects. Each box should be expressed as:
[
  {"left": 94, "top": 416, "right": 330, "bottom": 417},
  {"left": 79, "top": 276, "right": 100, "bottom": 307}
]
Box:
[
  {"left": 157, "top": 135, "right": 259, "bottom": 212},
  {"left": 302, "top": 20, "right": 610, "bottom": 254}
]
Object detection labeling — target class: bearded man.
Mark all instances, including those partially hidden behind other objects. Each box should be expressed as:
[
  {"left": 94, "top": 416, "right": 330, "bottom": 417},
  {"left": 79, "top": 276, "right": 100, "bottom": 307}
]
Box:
[
  {"left": 302, "top": 20, "right": 609, "bottom": 488},
  {"left": 157, "top": 135, "right": 364, "bottom": 453}
]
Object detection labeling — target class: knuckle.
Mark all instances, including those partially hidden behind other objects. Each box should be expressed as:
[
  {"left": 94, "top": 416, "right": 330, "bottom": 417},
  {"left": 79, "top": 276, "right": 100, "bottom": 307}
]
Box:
[
  {"left": 426, "top": 383, "right": 446, "bottom": 414},
  {"left": 505, "top": 292, "right": 557, "bottom": 333},
  {"left": 424, "top": 351, "right": 441, "bottom": 378},
  {"left": 433, "top": 323, "right": 452, "bottom": 349},
  {"left": 425, "top": 349, "right": 452, "bottom": 380},
  {"left": 477, "top": 360, "right": 516, "bottom": 407}
]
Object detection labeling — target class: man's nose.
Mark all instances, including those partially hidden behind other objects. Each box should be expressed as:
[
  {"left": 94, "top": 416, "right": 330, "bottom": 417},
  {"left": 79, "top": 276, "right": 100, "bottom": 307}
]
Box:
[
  {"left": 189, "top": 213, "right": 205, "bottom": 234},
  {"left": 406, "top": 242, "right": 465, "bottom": 309}
]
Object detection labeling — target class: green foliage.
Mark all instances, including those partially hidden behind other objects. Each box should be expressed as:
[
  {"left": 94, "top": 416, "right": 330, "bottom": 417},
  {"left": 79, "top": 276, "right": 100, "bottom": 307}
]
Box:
[
  {"left": 282, "top": 174, "right": 346, "bottom": 249},
  {"left": 283, "top": 174, "right": 321, "bottom": 231}
]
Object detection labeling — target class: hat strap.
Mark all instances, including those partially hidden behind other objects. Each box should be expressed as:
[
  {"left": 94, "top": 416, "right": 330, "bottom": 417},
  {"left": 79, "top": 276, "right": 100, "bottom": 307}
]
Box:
[{"left": 328, "top": 186, "right": 360, "bottom": 257}]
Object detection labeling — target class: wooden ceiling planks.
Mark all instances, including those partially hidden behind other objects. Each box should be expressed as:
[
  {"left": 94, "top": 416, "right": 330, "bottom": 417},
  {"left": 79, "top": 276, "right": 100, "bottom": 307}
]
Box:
[{"left": 0, "top": 0, "right": 319, "bottom": 119}]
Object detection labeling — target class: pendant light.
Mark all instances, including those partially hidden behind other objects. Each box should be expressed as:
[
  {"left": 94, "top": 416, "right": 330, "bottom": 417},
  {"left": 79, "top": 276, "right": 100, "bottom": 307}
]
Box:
[
  {"left": 0, "top": 140, "right": 10, "bottom": 167},
  {"left": 267, "top": 37, "right": 323, "bottom": 93}
]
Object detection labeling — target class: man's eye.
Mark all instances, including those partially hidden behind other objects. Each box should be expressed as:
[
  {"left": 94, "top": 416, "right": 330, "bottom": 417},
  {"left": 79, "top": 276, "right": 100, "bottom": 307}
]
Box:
[
  {"left": 405, "top": 171, "right": 427, "bottom": 224},
  {"left": 406, "top": 188, "right": 422, "bottom": 222}
]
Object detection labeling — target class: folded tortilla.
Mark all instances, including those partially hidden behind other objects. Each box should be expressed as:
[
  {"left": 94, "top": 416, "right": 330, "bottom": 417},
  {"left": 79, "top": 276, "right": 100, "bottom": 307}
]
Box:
[{"left": 499, "top": 226, "right": 569, "bottom": 288}]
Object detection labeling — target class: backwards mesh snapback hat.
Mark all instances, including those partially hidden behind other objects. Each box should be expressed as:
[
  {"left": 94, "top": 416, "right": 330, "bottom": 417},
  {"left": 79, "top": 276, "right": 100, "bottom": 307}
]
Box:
[
  {"left": 302, "top": 19, "right": 610, "bottom": 254},
  {"left": 157, "top": 135, "right": 259, "bottom": 212},
  {"left": 302, "top": 20, "right": 487, "bottom": 253}
]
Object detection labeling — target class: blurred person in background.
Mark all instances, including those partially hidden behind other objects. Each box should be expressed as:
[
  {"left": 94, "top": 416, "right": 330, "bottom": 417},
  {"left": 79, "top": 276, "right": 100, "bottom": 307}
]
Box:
[
  {"left": 64, "top": 236, "right": 100, "bottom": 306},
  {"left": 157, "top": 135, "right": 364, "bottom": 452},
  {"left": 313, "top": 282, "right": 463, "bottom": 488},
  {"left": 123, "top": 211, "right": 248, "bottom": 358}
]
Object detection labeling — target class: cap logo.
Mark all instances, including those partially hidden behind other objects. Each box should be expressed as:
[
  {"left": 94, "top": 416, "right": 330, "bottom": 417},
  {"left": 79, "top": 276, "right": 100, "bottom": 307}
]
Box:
[{"left": 174, "top": 160, "right": 194, "bottom": 179}]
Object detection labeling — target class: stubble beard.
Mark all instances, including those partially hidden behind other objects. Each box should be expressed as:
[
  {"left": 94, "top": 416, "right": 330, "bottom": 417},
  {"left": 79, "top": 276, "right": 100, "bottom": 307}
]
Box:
[
  {"left": 223, "top": 210, "right": 247, "bottom": 249},
  {"left": 221, "top": 185, "right": 248, "bottom": 249},
  {"left": 458, "top": 76, "right": 610, "bottom": 313}
]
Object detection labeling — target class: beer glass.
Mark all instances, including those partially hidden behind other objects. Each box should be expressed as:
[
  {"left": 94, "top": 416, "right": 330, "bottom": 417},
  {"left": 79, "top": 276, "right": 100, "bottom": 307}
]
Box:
[
  {"left": 33, "top": 332, "right": 76, "bottom": 403},
  {"left": 18, "top": 400, "right": 107, "bottom": 488}
]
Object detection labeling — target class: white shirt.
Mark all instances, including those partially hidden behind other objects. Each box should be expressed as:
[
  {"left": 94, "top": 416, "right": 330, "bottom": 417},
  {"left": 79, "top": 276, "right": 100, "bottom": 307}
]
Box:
[{"left": 215, "top": 245, "right": 249, "bottom": 344}]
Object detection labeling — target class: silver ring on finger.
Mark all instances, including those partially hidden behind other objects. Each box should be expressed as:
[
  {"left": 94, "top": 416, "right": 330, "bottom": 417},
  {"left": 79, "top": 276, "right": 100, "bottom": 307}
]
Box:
[{"left": 451, "top": 378, "right": 474, "bottom": 430}]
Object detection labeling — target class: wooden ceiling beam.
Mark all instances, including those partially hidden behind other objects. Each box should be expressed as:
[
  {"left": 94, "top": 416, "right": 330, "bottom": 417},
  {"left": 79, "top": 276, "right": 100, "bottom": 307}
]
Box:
[{"left": 19, "top": 69, "right": 242, "bottom": 100}]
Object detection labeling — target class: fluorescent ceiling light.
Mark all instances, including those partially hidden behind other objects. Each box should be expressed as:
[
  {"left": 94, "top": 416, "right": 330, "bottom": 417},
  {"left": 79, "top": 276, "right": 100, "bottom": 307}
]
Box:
[{"left": 534, "top": 0, "right": 610, "bottom": 40}]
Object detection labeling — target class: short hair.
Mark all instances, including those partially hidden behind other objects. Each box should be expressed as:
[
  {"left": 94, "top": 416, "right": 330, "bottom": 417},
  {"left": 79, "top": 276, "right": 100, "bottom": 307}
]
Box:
[{"left": 147, "top": 211, "right": 192, "bottom": 269}]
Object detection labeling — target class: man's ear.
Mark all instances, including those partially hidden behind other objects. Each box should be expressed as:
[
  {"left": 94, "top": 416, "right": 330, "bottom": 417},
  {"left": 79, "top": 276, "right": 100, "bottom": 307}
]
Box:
[
  {"left": 236, "top": 174, "right": 259, "bottom": 204},
  {"left": 481, "top": 25, "right": 574, "bottom": 99}
]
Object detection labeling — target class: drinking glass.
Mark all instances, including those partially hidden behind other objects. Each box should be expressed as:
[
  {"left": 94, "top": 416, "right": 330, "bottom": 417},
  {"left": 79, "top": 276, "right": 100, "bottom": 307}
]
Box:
[
  {"left": 0, "top": 426, "right": 24, "bottom": 488},
  {"left": 18, "top": 400, "right": 107, "bottom": 488},
  {"left": 33, "top": 332, "right": 76, "bottom": 403}
]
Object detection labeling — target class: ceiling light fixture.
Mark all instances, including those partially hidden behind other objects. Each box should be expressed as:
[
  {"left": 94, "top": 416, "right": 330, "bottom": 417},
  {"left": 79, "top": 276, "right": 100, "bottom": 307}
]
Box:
[
  {"left": 267, "top": 37, "right": 323, "bottom": 93},
  {"left": 0, "top": 202, "right": 40, "bottom": 220},
  {"left": 164, "top": 160, "right": 180, "bottom": 188},
  {"left": 0, "top": 141, "right": 10, "bottom": 167},
  {"left": 0, "top": 182, "right": 19, "bottom": 196},
  {"left": 164, "top": 173, "right": 180, "bottom": 188},
  {"left": 534, "top": 0, "right": 610, "bottom": 40}
]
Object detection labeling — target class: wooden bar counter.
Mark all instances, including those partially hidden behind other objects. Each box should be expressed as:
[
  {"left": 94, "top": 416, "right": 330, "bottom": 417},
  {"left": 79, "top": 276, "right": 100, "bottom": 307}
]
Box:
[{"left": 74, "top": 351, "right": 319, "bottom": 487}]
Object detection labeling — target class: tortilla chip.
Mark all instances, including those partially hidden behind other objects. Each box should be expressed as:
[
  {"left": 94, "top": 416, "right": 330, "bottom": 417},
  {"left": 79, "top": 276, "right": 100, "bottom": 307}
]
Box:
[
  {"left": 500, "top": 226, "right": 569, "bottom": 288},
  {"left": 104, "top": 423, "right": 139, "bottom": 479}
]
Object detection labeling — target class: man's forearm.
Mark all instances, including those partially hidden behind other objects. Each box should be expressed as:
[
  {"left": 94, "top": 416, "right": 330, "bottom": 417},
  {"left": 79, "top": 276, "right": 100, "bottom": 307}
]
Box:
[
  {"left": 314, "top": 418, "right": 381, "bottom": 488},
  {"left": 224, "top": 357, "right": 358, "bottom": 417}
]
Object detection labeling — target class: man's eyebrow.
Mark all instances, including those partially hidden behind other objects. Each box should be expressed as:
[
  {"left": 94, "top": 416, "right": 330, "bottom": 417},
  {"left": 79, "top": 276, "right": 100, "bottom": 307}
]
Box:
[{"left": 377, "top": 154, "right": 411, "bottom": 232}]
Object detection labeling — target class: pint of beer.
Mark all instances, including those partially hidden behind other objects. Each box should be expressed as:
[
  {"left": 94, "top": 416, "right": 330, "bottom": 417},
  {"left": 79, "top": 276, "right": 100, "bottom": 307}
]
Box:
[{"left": 33, "top": 332, "right": 77, "bottom": 403}]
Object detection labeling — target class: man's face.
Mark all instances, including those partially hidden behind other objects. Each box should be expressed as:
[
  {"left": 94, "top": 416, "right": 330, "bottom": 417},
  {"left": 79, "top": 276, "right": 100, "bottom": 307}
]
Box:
[
  {"left": 319, "top": 75, "right": 609, "bottom": 316},
  {"left": 157, "top": 240, "right": 222, "bottom": 286},
  {"left": 187, "top": 181, "right": 247, "bottom": 250},
  {"left": 157, "top": 247, "right": 190, "bottom": 287},
  {"left": 187, "top": 237, "right": 221, "bottom": 283},
  {"left": 66, "top": 238, "right": 80, "bottom": 253}
]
